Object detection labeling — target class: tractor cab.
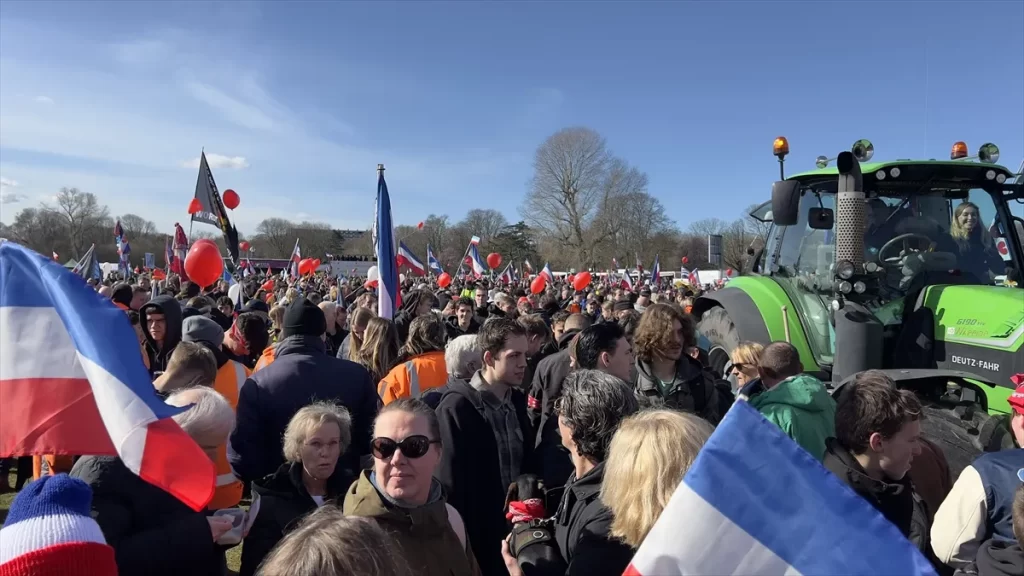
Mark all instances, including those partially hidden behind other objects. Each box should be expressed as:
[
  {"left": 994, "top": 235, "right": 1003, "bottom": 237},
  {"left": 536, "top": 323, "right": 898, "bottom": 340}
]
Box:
[{"left": 755, "top": 139, "right": 1024, "bottom": 374}]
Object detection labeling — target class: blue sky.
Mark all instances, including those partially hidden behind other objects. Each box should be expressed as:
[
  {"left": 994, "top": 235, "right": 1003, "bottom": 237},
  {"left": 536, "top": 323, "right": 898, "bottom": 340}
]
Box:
[{"left": 1, "top": 1, "right": 1022, "bottom": 235}]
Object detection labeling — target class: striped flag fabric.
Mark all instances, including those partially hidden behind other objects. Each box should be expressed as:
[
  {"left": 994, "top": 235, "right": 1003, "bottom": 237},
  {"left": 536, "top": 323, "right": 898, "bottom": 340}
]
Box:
[
  {"left": 70, "top": 244, "right": 101, "bottom": 281},
  {"left": 288, "top": 239, "right": 301, "bottom": 280},
  {"left": 467, "top": 244, "right": 488, "bottom": 278},
  {"left": 624, "top": 400, "right": 936, "bottom": 576},
  {"left": 427, "top": 244, "right": 444, "bottom": 275},
  {"left": 497, "top": 262, "right": 514, "bottom": 284},
  {"left": 373, "top": 168, "right": 399, "bottom": 320},
  {"left": 650, "top": 254, "right": 661, "bottom": 286},
  {"left": 540, "top": 262, "right": 553, "bottom": 282},
  {"left": 469, "top": 235, "right": 481, "bottom": 245},
  {"left": 0, "top": 242, "right": 216, "bottom": 511},
  {"left": 397, "top": 241, "right": 426, "bottom": 276},
  {"left": 523, "top": 259, "right": 534, "bottom": 274}
]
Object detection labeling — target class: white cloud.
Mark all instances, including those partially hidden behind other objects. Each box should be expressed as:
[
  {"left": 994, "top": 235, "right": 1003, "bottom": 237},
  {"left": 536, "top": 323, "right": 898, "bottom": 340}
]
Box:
[
  {"left": 186, "top": 81, "right": 276, "bottom": 132},
  {"left": 34, "top": 95, "right": 54, "bottom": 105},
  {"left": 0, "top": 176, "right": 25, "bottom": 204},
  {"left": 180, "top": 154, "right": 250, "bottom": 170}
]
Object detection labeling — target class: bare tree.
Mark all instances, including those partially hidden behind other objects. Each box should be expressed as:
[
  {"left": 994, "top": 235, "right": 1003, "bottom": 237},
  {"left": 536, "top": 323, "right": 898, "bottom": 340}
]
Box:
[
  {"left": 118, "top": 213, "right": 157, "bottom": 238},
  {"left": 293, "top": 221, "right": 337, "bottom": 261},
  {"left": 742, "top": 202, "right": 772, "bottom": 241},
  {"left": 592, "top": 190, "right": 670, "bottom": 266},
  {"left": 521, "top": 127, "right": 612, "bottom": 265},
  {"left": 47, "top": 187, "right": 110, "bottom": 258},
  {"left": 253, "top": 218, "right": 295, "bottom": 257},
  {"left": 460, "top": 209, "right": 508, "bottom": 243}
]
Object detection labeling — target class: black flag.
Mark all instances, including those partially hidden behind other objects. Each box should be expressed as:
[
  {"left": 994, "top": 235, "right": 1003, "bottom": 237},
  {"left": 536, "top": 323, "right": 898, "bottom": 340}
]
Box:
[{"left": 191, "top": 151, "right": 240, "bottom": 263}]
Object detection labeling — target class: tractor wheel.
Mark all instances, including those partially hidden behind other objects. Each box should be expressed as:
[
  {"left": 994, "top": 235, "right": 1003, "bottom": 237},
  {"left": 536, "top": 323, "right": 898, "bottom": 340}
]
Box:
[{"left": 697, "top": 307, "right": 742, "bottom": 377}]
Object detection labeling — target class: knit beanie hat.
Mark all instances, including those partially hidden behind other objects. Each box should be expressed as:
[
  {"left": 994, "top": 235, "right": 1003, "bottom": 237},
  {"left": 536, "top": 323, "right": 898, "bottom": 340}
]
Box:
[
  {"left": 181, "top": 315, "right": 225, "bottom": 348},
  {"left": 282, "top": 297, "right": 327, "bottom": 339},
  {"left": 0, "top": 474, "right": 117, "bottom": 576}
]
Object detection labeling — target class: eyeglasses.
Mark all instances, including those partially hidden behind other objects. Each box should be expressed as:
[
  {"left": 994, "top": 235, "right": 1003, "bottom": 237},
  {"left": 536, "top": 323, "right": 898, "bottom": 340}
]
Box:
[{"left": 371, "top": 435, "right": 440, "bottom": 460}]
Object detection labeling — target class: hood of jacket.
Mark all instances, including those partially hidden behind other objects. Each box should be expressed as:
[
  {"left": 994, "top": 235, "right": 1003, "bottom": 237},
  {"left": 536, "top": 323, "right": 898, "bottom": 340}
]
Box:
[
  {"left": 822, "top": 438, "right": 911, "bottom": 501},
  {"left": 975, "top": 539, "right": 1024, "bottom": 576},
  {"left": 140, "top": 294, "right": 183, "bottom": 353},
  {"left": 749, "top": 374, "right": 833, "bottom": 414},
  {"left": 252, "top": 461, "right": 354, "bottom": 502},
  {"left": 275, "top": 334, "right": 327, "bottom": 358},
  {"left": 343, "top": 470, "right": 450, "bottom": 537}
]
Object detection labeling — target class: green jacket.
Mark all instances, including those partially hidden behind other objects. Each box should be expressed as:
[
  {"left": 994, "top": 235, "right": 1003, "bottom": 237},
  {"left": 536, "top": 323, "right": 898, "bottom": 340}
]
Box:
[{"left": 749, "top": 374, "right": 835, "bottom": 461}]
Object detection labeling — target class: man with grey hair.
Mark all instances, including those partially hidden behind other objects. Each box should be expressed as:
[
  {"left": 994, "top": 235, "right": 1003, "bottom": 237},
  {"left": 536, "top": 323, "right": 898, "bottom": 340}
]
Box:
[
  {"left": 444, "top": 334, "right": 482, "bottom": 381},
  {"left": 518, "top": 369, "right": 636, "bottom": 575},
  {"left": 70, "top": 386, "right": 237, "bottom": 575}
]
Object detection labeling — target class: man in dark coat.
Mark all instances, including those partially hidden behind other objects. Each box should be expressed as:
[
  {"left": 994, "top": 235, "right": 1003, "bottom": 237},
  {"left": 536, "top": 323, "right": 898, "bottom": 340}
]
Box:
[
  {"left": 228, "top": 297, "right": 380, "bottom": 482},
  {"left": 431, "top": 317, "right": 536, "bottom": 576},
  {"left": 139, "top": 294, "right": 183, "bottom": 376}
]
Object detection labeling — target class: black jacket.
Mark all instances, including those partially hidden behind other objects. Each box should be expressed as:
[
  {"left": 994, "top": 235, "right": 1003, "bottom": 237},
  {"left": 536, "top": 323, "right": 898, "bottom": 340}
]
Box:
[
  {"left": 70, "top": 456, "right": 222, "bottom": 576},
  {"left": 633, "top": 355, "right": 729, "bottom": 425},
  {"left": 822, "top": 438, "right": 933, "bottom": 554},
  {"left": 958, "top": 539, "right": 1024, "bottom": 576},
  {"left": 429, "top": 378, "right": 535, "bottom": 576},
  {"left": 239, "top": 462, "right": 355, "bottom": 576},
  {"left": 228, "top": 335, "right": 380, "bottom": 482},
  {"left": 527, "top": 330, "right": 581, "bottom": 490},
  {"left": 554, "top": 462, "right": 634, "bottom": 576},
  {"left": 140, "top": 295, "right": 183, "bottom": 376},
  {"left": 444, "top": 315, "right": 481, "bottom": 343}
]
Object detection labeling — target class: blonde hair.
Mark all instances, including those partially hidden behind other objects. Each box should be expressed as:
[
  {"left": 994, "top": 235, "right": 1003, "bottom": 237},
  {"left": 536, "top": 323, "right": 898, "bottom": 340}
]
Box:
[
  {"left": 154, "top": 341, "right": 218, "bottom": 393},
  {"left": 949, "top": 201, "right": 993, "bottom": 246},
  {"left": 730, "top": 341, "right": 764, "bottom": 369},
  {"left": 601, "top": 409, "right": 713, "bottom": 548},
  {"left": 268, "top": 306, "right": 286, "bottom": 332},
  {"left": 347, "top": 307, "right": 376, "bottom": 361},
  {"left": 318, "top": 302, "right": 338, "bottom": 334},
  {"left": 282, "top": 402, "right": 353, "bottom": 463},
  {"left": 358, "top": 317, "right": 399, "bottom": 382},
  {"left": 257, "top": 507, "right": 411, "bottom": 576}
]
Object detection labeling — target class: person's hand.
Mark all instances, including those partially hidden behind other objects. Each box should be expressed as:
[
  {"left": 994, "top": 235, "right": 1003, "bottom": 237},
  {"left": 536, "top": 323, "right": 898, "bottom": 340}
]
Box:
[
  {"left": 501, "top": 538, "right": 524, "bottom": 576},
  {"left": 207, "top": 516, "right": 234, "bottom": 542}
]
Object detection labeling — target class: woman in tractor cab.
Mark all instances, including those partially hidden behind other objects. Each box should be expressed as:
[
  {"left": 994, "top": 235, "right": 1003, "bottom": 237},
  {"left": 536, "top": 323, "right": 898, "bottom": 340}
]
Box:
[{"left": 949, "top": 201, "right": 1006, "bottom": 283}]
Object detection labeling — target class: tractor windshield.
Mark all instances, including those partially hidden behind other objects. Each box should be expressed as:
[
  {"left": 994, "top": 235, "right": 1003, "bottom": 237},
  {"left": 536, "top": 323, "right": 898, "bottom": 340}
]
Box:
[{"left": 768, "top": 185, "right": 1019, "bottom": 365}]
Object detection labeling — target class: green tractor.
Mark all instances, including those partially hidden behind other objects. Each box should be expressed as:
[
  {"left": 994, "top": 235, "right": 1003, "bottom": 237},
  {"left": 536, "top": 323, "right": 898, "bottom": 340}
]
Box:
[{"left": 693, "top": 138, "right": 1024, "bottom": 473}]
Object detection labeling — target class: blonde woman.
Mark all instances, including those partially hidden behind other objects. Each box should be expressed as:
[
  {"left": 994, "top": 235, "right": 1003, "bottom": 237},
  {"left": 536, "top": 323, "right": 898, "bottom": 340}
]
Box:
[
  {"left": 153, "top": 341, "right": 218, "bottom": 394},
  {"left": 339, "top": 306, "right": 375, "bottom": 361},
  {"left": 358, "top": 317, "right": 400, "bottom": 384},
  {"left": 729, "top": 341, "right": 764, "bottom": 394},
  {"left": 257, "top": 507, "right": 412, "bottom": 576},
  {"left": 240, "top": 402, "right": 355, "bottom": 576},
  {"left": 601, "top": 409, "right": 713, "bottom": 549},
  {"left": 948, "top": 201, "right": 1004, "bottom": 281}
]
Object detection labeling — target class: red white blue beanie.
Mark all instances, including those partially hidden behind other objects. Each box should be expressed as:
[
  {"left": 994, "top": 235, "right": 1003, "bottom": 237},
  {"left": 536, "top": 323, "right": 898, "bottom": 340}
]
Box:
[{"left": 0, "top": 474, "right": 117, "bottom": 576}]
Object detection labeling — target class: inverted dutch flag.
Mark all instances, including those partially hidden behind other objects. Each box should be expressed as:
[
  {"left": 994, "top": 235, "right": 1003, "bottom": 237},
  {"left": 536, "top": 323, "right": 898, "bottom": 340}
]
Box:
[
  {"left": 625, "top": 401, "right": 936, "bottom": 576},
  {"left": 498, "top": 263, "right": 514, "bottom": 284},
  {"left": 649, "top": 254, "right": 661, "bottom": 286},
  {"left": 467, "top": 244, "right": 488, "bottom": 278},
  {"left": 0, "top": 243, "right": 216, "bottom": 511},
  {"left": 397, "top": 241, "right": 426, "bottom": 276},
  {"left": 540, "top": 262, "right": 553, "bottom": 282},
  {"left": 427, "top": 244, "right": 444, "bottom": 275},
  {"left": 373, "top": 169, "right": 399, "bottom": 319},
  {"left": 288, "top": 239, "right": 302, "bottom": 280}
]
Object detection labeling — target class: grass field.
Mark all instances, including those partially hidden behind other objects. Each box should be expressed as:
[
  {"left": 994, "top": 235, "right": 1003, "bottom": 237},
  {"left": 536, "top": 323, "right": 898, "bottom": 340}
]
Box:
[{"left": 2, "top": 471, "right": 245, "bottom": 574}]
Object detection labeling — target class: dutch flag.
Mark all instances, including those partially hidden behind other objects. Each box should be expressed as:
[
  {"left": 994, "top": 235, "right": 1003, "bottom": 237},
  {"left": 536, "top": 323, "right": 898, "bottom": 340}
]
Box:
[
  {"left": 541, "top": 262, "right": 553, "bottom": 282},
  {"left": 373, "top": 168, "right": 399, "bottom": 319},
  {"left": 650, "top": 254, "right": 661, "bottom": 286},
  {"left": 625, "top": 400, "right": 936, "bottom": 576},
  {"left": 0, "top": 242, "right": 216, "bottom": 511},
  {"left": 397, "top": 242, "right": 426, "bottom": 276},
  {"left": 467, "top": 244, "right": 488, "bottom": 278}
]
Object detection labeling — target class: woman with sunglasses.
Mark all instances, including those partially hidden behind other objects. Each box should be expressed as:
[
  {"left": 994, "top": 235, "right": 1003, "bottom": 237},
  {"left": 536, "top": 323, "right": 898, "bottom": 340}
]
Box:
[{"left": 344, "top": 398, "right": 481, "bottom": 576}]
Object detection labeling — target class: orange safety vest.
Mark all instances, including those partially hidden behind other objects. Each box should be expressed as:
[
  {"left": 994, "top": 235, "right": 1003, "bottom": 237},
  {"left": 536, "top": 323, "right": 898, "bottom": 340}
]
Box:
[
  {"left": 208, "top": 360, "right": 250, "bottom": 510},
  {"left": 253, "top": 345, "right": 276, "bottom": 372},
  {"left": 379, "top": 351, "right": 448, "bottom": 405}
]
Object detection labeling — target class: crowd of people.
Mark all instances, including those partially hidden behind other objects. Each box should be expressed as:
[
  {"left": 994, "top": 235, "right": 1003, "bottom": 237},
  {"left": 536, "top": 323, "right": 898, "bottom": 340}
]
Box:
[{"left": 1, "top": 267, "right": 1022, "bottom": 576}]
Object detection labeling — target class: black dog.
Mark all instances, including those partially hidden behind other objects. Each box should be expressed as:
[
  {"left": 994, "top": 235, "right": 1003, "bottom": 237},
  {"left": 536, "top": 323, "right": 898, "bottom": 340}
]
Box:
[{"left": 504, "top": 474, "right": 566, "bottom": 576}]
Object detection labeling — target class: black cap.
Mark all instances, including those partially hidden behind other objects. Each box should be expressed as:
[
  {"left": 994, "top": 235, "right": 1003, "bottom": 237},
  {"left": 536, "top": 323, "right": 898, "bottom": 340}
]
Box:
[
  {"left": 282, "top": 297, "right": 327, "bottom": 339},
  {"left": 613, "top": 300, "right": 633, "bottom": 313}
]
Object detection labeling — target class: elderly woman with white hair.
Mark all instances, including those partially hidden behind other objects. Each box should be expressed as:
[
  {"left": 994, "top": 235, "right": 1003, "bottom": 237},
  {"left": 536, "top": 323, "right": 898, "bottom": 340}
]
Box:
[
  {"left": 239, "top": 401, "right": 355, "bottom": 576},
  {"left": 444, "top": 334, "right": 482, "bottom": 382},
  {"left": 70, "top": 387, "right": 237, "bottom": 576}
]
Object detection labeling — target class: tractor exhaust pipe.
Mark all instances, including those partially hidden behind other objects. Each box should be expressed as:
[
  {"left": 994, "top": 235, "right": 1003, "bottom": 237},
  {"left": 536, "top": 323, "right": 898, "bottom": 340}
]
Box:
[{"left": 835, "top": 151, "right": 866, "bottom": 267}]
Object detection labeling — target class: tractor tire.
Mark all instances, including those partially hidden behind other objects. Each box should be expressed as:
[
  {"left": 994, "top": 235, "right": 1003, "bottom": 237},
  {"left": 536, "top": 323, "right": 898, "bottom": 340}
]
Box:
[
  {"left": 697, "top": 307, "right": 742, "bottom": 377},
  {"left": 917, "top": 401, "right": 1013, "bottom": 479}
]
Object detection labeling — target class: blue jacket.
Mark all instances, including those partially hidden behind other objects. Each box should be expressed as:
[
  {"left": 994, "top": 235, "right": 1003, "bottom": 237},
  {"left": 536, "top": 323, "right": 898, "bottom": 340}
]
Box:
[{"left": 228, "top": 335, "right": 380, "bottom": 482}]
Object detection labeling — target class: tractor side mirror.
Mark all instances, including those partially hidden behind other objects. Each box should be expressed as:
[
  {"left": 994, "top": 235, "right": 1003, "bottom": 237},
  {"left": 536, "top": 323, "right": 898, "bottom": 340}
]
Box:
[
  {"left": 771, "top": 180, "right": 801, "bottom": 226},
  {"left": 808, "top": 207, "right": 834, "bottom": 230}
]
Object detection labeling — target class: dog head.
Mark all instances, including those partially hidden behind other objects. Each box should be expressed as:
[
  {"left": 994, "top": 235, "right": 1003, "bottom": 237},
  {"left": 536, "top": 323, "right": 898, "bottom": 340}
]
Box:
[{"left": 504, "top": 473, "right": 546, "bottom": 514}]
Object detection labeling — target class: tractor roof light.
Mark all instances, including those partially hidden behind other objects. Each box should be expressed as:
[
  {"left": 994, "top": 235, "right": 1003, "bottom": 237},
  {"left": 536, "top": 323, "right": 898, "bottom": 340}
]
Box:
[
  {"left": 978, "top": 142, "right": 1000, "bottom": 164},
  {"left": 836, "top": 260, "right": 855, "bottom": 280},
  {"left": 773, "top": 137, "right": 790, "bottom": 159},
  {"left": 951, "top": 141, "right": 969, "bottom": 160},
  {"left": 852, "top": 139, "right": 874, "bottom": 162},
  {"left": 816, "top": 155, "right": 829, "bottom": 169}
]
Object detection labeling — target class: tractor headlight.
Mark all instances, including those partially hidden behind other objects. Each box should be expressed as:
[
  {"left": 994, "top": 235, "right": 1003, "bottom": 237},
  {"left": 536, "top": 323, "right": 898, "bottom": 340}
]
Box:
[
  {"left": 864, "top": 261, "right": 879, "bottom": 273},
  {"left": 838, "top": 281, "right": 853, "bottom": 294},
  {"left": 836, "top": 260, "right": 855, "bottom": 280},
  {"left": 853, "top": 281, "right": 866, "bottom": 294},
  {"left": 978, "top": 142, "right": 999, "bottom": 164}
]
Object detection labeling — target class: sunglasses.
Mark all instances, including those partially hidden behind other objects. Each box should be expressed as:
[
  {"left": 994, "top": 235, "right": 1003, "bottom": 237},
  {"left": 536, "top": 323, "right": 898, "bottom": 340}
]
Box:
[{"left": 371, "top": 435, "right": 440, "bottom": 460}]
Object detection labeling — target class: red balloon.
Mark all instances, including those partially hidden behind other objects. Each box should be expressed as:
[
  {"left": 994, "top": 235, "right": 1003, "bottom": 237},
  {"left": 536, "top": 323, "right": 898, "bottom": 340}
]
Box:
[
  {"left": 682, "top": 256, "right": 689, "bottom": 264},
  {"left": 313, "top": 259, "right": 322, "bottom": 269},
  {"left": 486, "top": 252, "right": 502, "bottom": 269},
  {"left": 239, "top": 241, "right": 251, "bottom": 252},
  {"left": 187, "top": 198, "right": 202, "bottom": 215},
  {"left": 184, "top": 241, "right": 223, "bottom": 287},
  {"left": 573, "top": 271, "right": 593, "bottom": 291},
  {"left": 530, "top": 275, "right": 546, "bottom": 295},
  {"left": 437, "top": 272, "right": 452, "bottom": 288},
  {"left": 726, "top": 268, "right": 734, "bottom": 276},
  {"left": 191, "top": 238, "right": 217, "bottom": 250},
  {"left": 417, "top": 221, "right": 424, "bottom": 230},
  {"left": 222, "top": 189, "right": 240, "bottom": 210},
  {"left": 261, "top": 280, "right": 275, "bottom": 292},
  {"left": 297, "top": 258, "right": 313, "bottom": 276}
]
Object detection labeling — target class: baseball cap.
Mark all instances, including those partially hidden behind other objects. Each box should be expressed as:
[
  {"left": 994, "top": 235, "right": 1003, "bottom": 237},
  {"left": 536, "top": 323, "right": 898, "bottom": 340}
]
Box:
[{"left": 1009, "top": 383, "right": 1024, "bottom": 415}]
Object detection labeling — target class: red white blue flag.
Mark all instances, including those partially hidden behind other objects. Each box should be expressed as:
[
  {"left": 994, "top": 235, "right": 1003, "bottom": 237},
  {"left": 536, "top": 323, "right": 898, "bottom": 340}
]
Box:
[
  {"left": 467, "top": 244, "right": 488, "bottom": 278},
  {"left": 397, "top": 241, "right": 426, "bottom": 276},
  {"left": 0, "top": 242, "right": 217, "bottom": 511},
  {"left": 373, "top": 169, "right": 399, "bottom": 319}
]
